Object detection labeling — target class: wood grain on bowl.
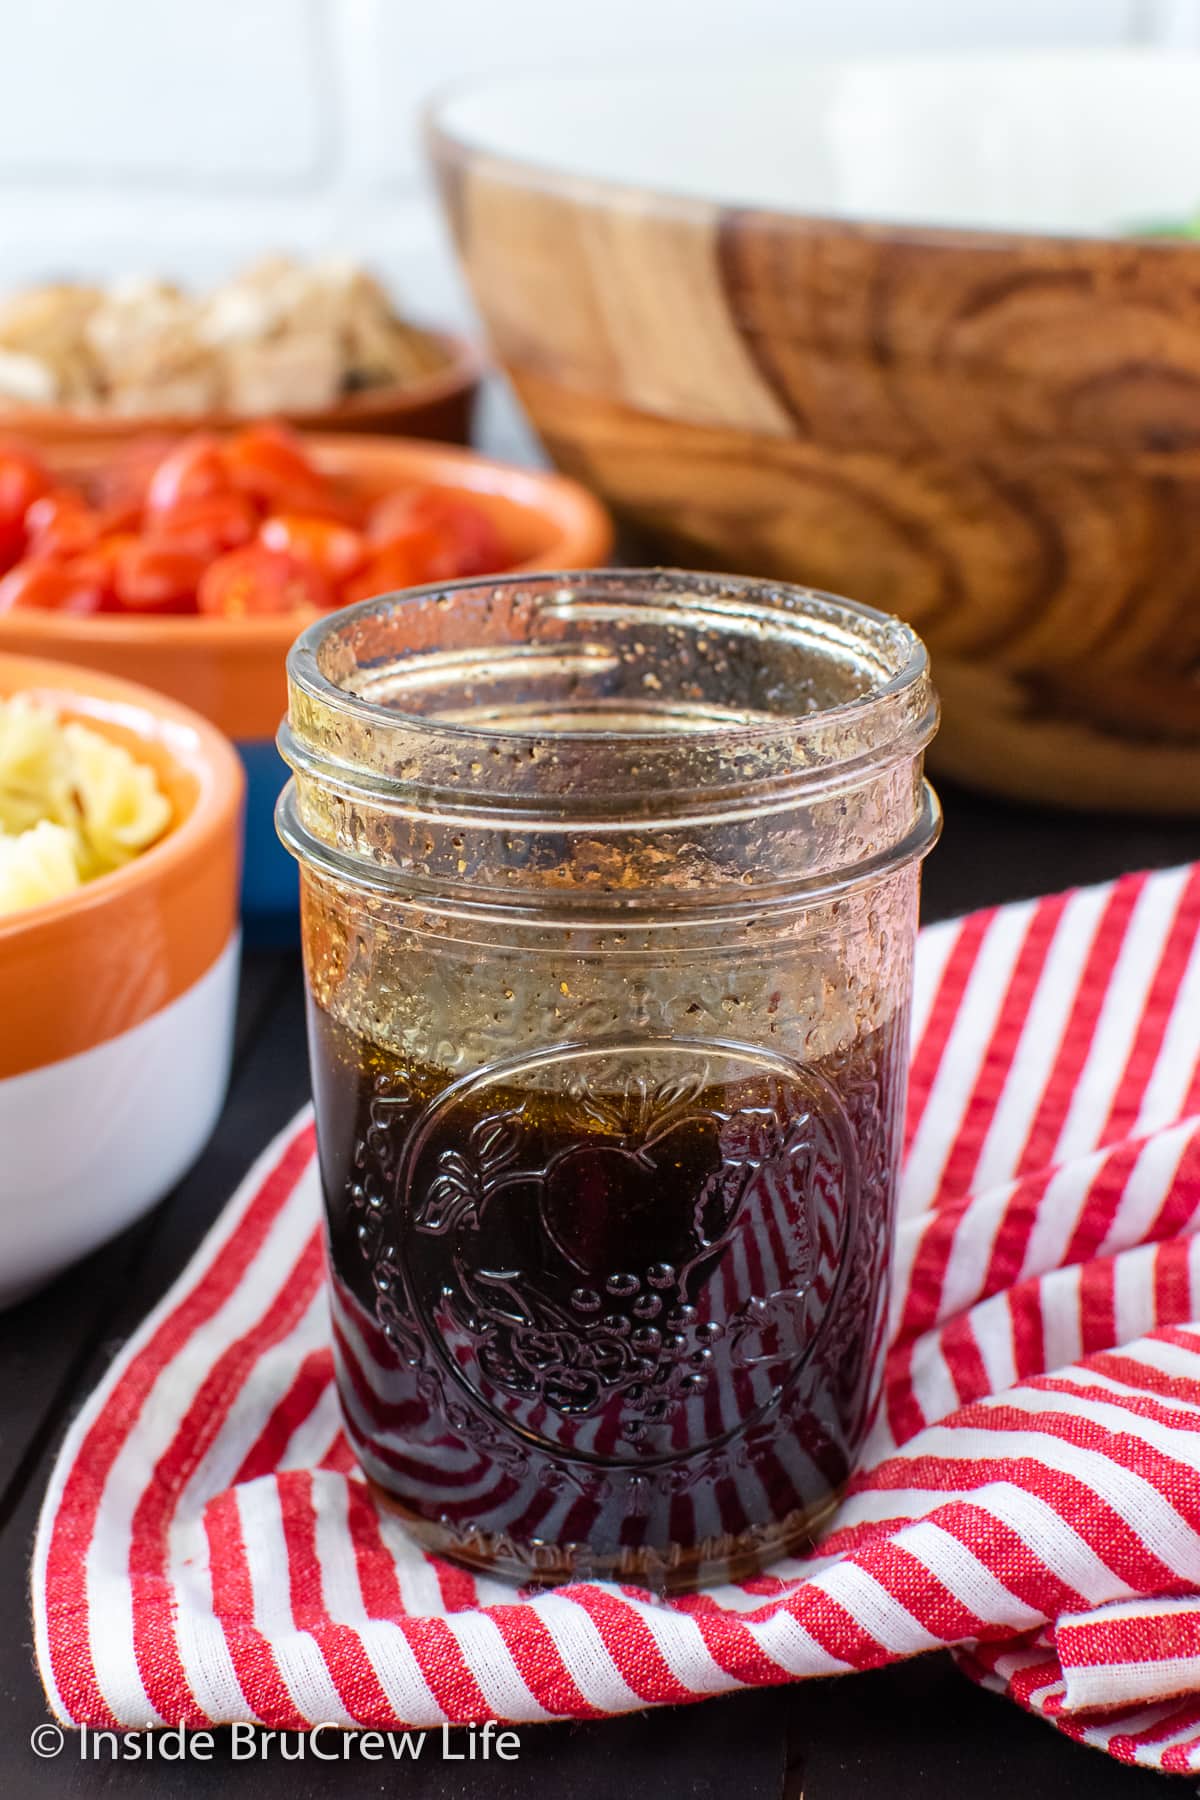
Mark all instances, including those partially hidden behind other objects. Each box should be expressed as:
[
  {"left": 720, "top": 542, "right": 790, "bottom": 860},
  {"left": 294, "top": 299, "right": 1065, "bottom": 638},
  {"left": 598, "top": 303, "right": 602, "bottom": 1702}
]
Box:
[{"left": 430, "top": 131, "right": 1200, "bottom": 813}]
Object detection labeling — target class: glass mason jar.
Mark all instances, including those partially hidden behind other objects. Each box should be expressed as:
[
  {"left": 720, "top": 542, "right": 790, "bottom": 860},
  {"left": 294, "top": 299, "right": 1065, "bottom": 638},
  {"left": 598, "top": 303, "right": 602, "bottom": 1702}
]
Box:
[{"left": 278, "top": 570, "right": 939, "bottom": 1592}]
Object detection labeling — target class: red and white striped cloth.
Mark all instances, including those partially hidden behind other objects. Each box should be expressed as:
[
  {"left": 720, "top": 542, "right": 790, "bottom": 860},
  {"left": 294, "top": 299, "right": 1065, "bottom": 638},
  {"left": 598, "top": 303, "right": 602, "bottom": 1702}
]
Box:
[{"left": 32, "top": 862, "right": 1200, "bottom": 1773}]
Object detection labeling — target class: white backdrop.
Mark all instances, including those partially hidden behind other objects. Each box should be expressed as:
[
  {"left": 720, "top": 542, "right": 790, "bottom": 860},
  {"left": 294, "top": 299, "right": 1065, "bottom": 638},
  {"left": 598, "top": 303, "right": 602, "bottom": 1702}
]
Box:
[{"left": 1, "top": 0, "right": 1196, "bottom": 322}]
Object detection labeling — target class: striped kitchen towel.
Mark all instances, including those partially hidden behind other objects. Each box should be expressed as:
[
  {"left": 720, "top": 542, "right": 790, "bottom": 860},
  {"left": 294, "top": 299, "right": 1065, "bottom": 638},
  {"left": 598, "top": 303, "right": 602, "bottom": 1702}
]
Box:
[{"left": 32, "top": 862, "right": 1200, "bottom": 1773}]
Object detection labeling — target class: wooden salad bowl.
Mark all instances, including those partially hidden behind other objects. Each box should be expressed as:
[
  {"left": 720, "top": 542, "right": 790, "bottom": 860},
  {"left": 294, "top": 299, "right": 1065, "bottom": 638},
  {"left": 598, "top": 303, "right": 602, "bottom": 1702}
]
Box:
[{"left": 430, "top": 50, "right": 1200, "bottom": 813}]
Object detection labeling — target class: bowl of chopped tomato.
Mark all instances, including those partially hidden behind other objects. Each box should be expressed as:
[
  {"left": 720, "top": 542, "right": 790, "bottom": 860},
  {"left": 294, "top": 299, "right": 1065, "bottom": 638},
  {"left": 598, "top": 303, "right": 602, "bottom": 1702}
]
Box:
[{"left": 0, "top": 425, "right": 613, "bottom": 931}]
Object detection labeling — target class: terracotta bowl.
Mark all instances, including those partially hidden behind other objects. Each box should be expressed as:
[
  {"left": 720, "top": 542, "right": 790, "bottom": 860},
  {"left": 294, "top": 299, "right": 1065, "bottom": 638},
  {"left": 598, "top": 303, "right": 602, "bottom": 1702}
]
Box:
[
  {"left": 0, "top": 652, "right": 243, "bottom": 1305},
  {"left": 430, "top": 49, "right": 1200, "bottom": 814},
  {"left": 0, "top": 433, "right": 613, "bottom": 928},
  {"left": 0, "top": 328, "right": 483, "bottom": 447}
]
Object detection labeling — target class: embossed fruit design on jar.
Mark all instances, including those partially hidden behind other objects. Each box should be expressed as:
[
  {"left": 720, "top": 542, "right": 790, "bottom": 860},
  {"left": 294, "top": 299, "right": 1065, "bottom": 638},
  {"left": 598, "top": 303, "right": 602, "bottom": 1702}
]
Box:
[{"left": 279, "top": 570, "right": 939, "bottom": 1590}]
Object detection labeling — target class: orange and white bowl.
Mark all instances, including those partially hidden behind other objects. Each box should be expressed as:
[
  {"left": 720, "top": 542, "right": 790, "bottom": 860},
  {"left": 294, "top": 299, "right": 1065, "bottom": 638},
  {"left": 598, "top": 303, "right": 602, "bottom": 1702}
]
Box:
[
  {"left": 0, "top": 433, "right": 614, "bottom": 929},
  {"left": 0, "top": 652, "right": 243, "bottom": 1305}
]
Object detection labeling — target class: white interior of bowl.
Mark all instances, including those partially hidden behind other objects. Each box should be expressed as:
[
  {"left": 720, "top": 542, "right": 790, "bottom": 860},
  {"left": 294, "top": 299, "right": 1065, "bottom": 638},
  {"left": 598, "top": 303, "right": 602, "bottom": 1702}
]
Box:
[{"left": 435, "top": 49, "right": 1200, "bottom": 239}]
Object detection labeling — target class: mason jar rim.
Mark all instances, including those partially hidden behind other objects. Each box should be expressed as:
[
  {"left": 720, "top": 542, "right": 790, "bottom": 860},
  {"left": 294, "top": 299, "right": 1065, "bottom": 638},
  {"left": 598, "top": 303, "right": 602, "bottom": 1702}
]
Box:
[
  {"left": 285, "top": 568, "right": 932, "bottom": 756},
  {"left": 278, "top": 569, "right": 939, "bottom": 918}
]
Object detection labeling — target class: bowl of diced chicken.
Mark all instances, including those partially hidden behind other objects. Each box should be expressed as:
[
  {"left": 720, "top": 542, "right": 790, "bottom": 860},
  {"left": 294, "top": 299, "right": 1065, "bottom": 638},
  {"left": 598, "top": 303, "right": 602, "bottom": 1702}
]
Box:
[{"left": 0, "top": 256, "right": 480, "bottom": 444}]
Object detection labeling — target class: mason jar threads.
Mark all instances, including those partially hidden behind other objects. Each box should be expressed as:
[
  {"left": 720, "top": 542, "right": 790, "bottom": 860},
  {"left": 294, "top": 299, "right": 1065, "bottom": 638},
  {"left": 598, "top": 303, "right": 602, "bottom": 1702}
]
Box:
[{"left": 278, "top": 570, "right": 939, "bottom": 1591}]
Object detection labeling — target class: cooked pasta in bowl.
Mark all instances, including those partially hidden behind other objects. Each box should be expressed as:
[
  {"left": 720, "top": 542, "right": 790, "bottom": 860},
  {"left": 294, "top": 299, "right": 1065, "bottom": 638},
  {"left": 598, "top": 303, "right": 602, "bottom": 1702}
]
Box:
[
  {"left": 0, "top": 694, "right": 171, "bottom": 911},
  {"left": 0, "top": 652, "right": 243, "bottom": 1304}
]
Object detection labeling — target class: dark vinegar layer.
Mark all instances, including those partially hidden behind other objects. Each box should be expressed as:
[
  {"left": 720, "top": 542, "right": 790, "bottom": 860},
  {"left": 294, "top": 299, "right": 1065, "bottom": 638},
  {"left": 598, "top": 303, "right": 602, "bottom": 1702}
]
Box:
[{"left": 310, "top": 1004, "right": 907, "bottom": 1591}]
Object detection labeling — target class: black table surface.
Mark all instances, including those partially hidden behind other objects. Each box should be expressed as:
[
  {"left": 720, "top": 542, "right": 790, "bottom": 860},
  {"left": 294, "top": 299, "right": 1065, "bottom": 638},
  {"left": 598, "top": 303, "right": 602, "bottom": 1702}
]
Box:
[{"left": 2, "top": 779, "right": 1197, "bottom": 1800}]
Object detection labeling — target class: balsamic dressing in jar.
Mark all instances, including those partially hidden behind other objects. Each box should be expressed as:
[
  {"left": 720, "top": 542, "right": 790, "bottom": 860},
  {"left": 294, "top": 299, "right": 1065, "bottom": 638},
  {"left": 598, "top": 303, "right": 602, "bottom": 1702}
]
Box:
[{"left": 279, "top": 570, "right": 939, "bottom": 1590}]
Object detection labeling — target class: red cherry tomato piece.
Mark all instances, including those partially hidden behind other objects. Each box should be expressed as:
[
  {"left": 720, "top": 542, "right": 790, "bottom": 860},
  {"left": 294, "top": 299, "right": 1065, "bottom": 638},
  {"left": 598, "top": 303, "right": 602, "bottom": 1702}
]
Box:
[
  {"left": 223, "top": 423, "right": 325, "bottom": 509},
  {"left": 365, "top": 489, "right": 418, "bottom": 547},
  {"left": 145, "top": 433, "right": 232, "bottom": 515},
  {"left": 113, "top": 541, "right": 208, "bottom": 614},
  {"left": 366, "top": 486, "right": 507, "bottom": 577},
  {"left": 88, "top": 435, "right": 175, "bottom": 523},
  {"left": 0, "top": 560, "right": 104, "bottom": 615},
  {"left": 417, "top": 493, "right": 507, "bottom": 575},
  {"left": 69, "top": 534, "right": 141, "bottom": 610},
  {"left": 197, "top": 545, "right": 331, "bottom": 617},
  {"left": 24, "top": 490, "right": 104, "bottom": 560},
  {"left": 153, "top": 491, "right": 258, "bottom": 558},
  {"left": 258, "top": 512, "right": 364, "bottom": 584},
  {"left": 0, "top": 445, "right": 51, "bottom": 568},
  {"left": 338, "top": 536, "right": 440, "bottom": 608}
]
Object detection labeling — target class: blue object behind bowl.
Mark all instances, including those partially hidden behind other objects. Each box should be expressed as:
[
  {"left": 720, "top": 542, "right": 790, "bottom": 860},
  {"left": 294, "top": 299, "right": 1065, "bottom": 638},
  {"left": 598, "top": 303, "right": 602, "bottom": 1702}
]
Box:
[{"left": 237, "top": 737, "right": 298, "bottom": 945}]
